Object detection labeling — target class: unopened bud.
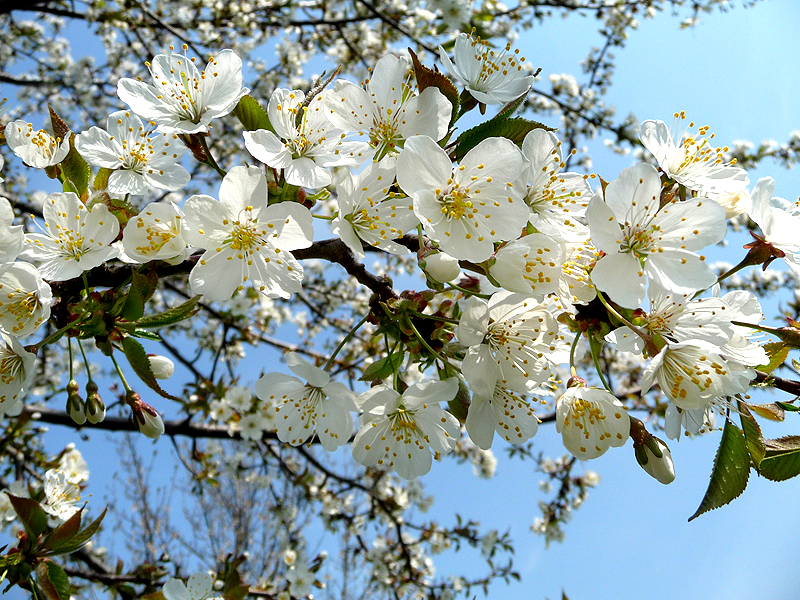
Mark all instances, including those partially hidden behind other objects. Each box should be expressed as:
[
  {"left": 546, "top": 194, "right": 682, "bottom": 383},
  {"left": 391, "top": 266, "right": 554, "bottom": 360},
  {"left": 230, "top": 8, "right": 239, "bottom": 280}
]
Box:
[
  {"left": 631, "top": 420, "right": 675, "bottom": 485},
  {"left": 421, "top": 251, "right": 461, "bottom": 284},
  {"left": 129, "top": 391, "right": 165, "bottom": 439},
  {"left": 66, "top": 382, "right": 86, "bottom": 425},
  {"left": 84, "top": 381, "right": 106, "bottom": 424},
  {"left": 148, "top": 355, "right": 175, "bottom": 379}
]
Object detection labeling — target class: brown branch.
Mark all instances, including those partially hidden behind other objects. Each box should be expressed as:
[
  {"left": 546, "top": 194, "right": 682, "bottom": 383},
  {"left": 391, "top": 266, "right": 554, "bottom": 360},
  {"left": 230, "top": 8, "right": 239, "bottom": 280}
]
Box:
[{"left": 754, "top": 370, "right": 800, "bottom": 397}]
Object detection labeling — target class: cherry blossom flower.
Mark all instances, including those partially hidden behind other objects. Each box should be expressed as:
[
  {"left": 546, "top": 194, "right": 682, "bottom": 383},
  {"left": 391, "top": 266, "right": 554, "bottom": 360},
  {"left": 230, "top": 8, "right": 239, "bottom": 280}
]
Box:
[
  {"left": 0, "top": 197, "right": 24, "bottom": 263},
  {"left": 0, "top": 262, "right": 53, "bottom": 338},
  {"left": 639, "top": 113, "right": 748, "bottom": 196},
  {"left": 163, "top": 573, "right": 219, "bottom": 600},
  {"left": 465, "top": 383, "right": 540, "bottom": 450},
  {"left": 421, "top": 250, "right": 461, "bottom": 283},
  {"left": 396, "top": 135, "right": 527, "bottom": 262},
  {"left": 182, "top": 166, "right": 314, "bottom": 302},
  {"left": 438, "top": 32, "right": 534, "bottom": 105},
  {"left": 254, "top": 352, "right": 357, "bottom": 451},
  {"left": 21, "top": 192, "right": 120, "bottom": 282},
  {"left": 489, "top": 233, "right": 563, "bottom": 298},
  {"left": 556, "top": 385, "right": 630, "bottom": 460},
  {"left": 4, "top": 120, "right": 70, "bottom": 168},
  {"left": 117, "top": 48, "right": 248, "bottom": 134},
  {"left": 122, "top": 201, "right": 190, "bottom": 265},
  {"left": 325, "top": 54, "right": 452, "bottom": 160},
  {"left": 244, "top": 89, "right": 369, "bottom": 188},
  {"left": 42, "top": 468, "right": 82, "bottom": 523},
  {"left": 640, "top": 341, "right": 753, "bottom": 412},
  {"left": 586, "top": 163, "right": 727, "bottom": 308},
  {"left": 132, "top": 400, "right": 165, "bottom": 439},
  {"left": 557, "top": 237, "right": 598, "bottom": 307},
  {"left": 520, "top": 129, "right": 591, "bottom": 242},
  {"left": 0, "top": 331, "right": 35, "bottom": 416},
  {"left": 352, "top": 379, "right": 460, "bottom": 479},
  {"left": 331, "top": 160, "right": 418, "bottom": 259},
  {"left": 746, "top": 176, "right": 800, "bottom": 275},
  {"left": 456, "top": 292, "right": 562, "bottom": 397},
  {"left": 75, "top": 110, "right": 190, "bottom": 197}
]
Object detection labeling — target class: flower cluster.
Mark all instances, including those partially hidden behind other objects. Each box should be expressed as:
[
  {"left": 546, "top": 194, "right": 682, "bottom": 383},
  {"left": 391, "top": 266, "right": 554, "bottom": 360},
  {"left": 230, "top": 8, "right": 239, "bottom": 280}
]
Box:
[{"left": 0, "top": 38, "right": 789, "bottom": 490}]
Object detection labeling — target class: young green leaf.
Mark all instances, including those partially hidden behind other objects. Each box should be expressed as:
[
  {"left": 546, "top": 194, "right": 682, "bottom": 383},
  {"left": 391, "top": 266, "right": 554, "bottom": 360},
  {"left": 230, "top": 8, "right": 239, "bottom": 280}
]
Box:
[
  {"left": 232, "top": 95, "right": 273, "bottom": 132},
  {"left": 36, "top": 561, "right": 71, "bottom": 600},
  {"left": 359, "top": 351, "right": 404, "bottom": 382},
  {"left": 455, "top": 117, "right": 555, "bottom": 161},
  {"left": 7, "top": 494, "right": 48, "bottom": 539},
  {"left": 739, "top": 403, "right": 765, "bottom": 466},
  {"left": 753, "top": 342, "right": 789, "bottom": 374},
  {"left": 757, "top": 436, "right": 800, "bottom": 481},
  {"left": 130, "top": 296, "right": 201, "bottom": 329},
  {"left": 41, "top": 508, "right": 83, "bottom": 553},
  {"left": 688, "top": 419, "right": 750, "bottom": 521},
  {"left": 122, "top": 337, "right": 180, "bottom": 401}
]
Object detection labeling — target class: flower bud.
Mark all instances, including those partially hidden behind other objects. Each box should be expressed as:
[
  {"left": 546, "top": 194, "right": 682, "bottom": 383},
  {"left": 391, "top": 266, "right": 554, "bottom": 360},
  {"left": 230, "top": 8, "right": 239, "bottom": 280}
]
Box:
[
  {"left": 421, "top": 251, "right": 461, "bottom": 284},
  {"left": 84, "top": 380, "right": 106, "bottom": 424},
  {"left": 631, "top": 422, "right": 675, "bottom": 485},
  {"left": 148, "top": 355, "right": 175, "bottom": 379},
  {"left": 129, "top": 392, "right": 165, "bottom": 439},
  {"left": 66, "top": 380, "right": 86, "bottom": 425}
]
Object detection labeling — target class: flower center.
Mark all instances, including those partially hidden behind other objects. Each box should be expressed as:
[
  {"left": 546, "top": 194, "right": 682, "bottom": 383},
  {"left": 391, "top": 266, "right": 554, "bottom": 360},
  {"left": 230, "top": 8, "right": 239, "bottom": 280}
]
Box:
[
  {"left": 439, "top": 185, "right": 472, "bottom": 220},
  {"left": 0, "top": 344, "right": 24, "bottom": 386}
]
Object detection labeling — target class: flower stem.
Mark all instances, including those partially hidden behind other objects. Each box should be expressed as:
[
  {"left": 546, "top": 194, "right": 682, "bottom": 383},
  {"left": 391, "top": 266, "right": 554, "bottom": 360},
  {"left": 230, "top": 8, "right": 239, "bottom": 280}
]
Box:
[
  {"left": 33, "top": 320, "right": 83, "bottom": 352},
  {"left": 406, "top": 318, "right": 460, "bottom": 372},
  {"left": 587, "top": 334, "right": 613, "bottom": 394},
  {"left": 406, "top": 309, "right": 460, "bottom": 325},
  {"left": 109, "top": 352, "right": 133, "bottom": 393},
  {"left": 595, "top": 290, "right": 660, "bottom": 357},
  {"left": 77, "top": 339, "right": 94, "bottom": 383},
  {"left": 324, "top": 312, "right": 371, "bottom": 371},
  {"left": 199, "top": 135, "right": 227, "bottom": 178}
]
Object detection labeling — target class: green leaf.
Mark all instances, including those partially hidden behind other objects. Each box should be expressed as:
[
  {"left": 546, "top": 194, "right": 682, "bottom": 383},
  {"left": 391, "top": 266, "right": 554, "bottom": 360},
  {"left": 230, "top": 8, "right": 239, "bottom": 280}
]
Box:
[
  {"left": 757, "top": 436, "right": 800, "bottom": 481},
  {"left": 753, "top": 342, "right": 789, "bottom": 374},
  {"left": 49, "top": 106, "right": 91, "bottom": 199},
  {"left": 120, "top": 272, "right": 158, "bottom": 322},
  {"left": 232, "top": 95, "right": 272, "bottom": 132},
  {"left": 775, "top": 401, "right": 800, "bottom": 413},
  {"left": 7, "top": 494, "right": 48, "bottom": 539},
  {"left": 359, "top": 351, "right": 404, "bottom": 382},
  {"left": 688, "top": 419, "right": 750, "bottom": 521},
  {"left": 131, "top": 296, "right": 201, "bottom": 329},
  {"left": 36, "top": 561, "right": 71, "bottom": 600},
  {"left": 41, "top": 508, "right": 83, "bottom": 553},
  {"left": 221, "top": 555, "right": 249, "bottom": 600},
  {"left": 738, "top": 403, "right": 765, "bottom": 466},
  {"left": 122, "top": 336, "right": 180, "bottom": 401},
  {"left": 45, "top": 507, "right": 107, "bottom": 555},
  {"left": 455, "top": 117, "right": 555, "bottom": 161},
  {"left": 93, "top": 167, "right": 113, "bottom": 191},
  {"left": 129, "top": 328, "right": 163, "bottom": 341},
  {"left": 408, "top": 49, "right": 459, "bottom": 128}
]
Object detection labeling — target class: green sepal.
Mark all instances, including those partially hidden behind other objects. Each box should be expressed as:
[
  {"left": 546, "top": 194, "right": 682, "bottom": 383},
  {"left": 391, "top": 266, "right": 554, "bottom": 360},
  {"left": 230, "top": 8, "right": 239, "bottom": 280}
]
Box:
[
  {"left": 753, "top": 342, "right": 789, "bottom": 374},
  {"left": 359, "top": 351, "right": 404, "bottom": 382},
  {"left": 122, "top": 337, "right": 180, "bottom": 401},
  {"left": 739, "top": 403, "right": 766, "bottom": 466},
  {"left": 454, "top": 117, "right": 555, "bottom": 161},
  {"left": 35, "top": 561, "right": 71, "bottom": 600},
  {"left": 409, "top": 48, "right": 460, "bottom": 129},
  {"left": 232, "top": 95, "right": 273, "bottom": 132},
  {"left": 757, "top": 436, "right": 800, "bottom": 481},
  {"left": 128, "top": 296, "right": 201, "bottom": 330},
  {"left": 688, "top": 419, "right": 750, "bottom": 521},
  {"left": 7, "top": 494, "right": 48, "bottom": 539}
]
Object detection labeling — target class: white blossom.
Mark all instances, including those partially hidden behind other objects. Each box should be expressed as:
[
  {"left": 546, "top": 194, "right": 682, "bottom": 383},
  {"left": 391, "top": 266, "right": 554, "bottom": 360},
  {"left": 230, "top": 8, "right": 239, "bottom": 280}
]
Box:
[
  {"left": 4, "top": 120, "right": 70, "bottom": 168},
  {"left": 556, "top": 386, "right": 630, "bottom": 460}
]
